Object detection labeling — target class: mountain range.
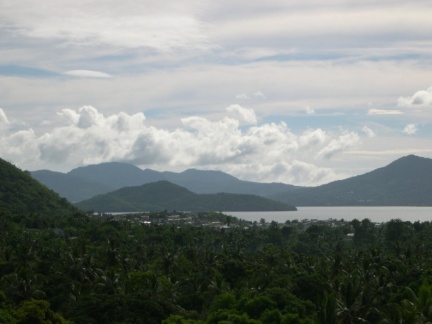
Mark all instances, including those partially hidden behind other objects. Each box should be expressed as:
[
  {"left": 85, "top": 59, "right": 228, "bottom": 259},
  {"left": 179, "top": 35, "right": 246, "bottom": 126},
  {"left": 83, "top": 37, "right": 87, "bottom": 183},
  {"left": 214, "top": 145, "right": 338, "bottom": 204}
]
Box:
[
  {"left": 32, "top": 163, "right": 298, "bottom": 203},
  {"left": 30, "top": 154, "right": 432, "bottom": 207}
]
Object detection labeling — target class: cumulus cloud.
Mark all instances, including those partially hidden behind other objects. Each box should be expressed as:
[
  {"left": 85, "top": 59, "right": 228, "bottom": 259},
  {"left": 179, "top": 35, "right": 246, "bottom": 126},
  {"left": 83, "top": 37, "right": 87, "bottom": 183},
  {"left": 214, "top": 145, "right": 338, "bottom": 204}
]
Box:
[
  {"left": 65, "top": 70, "right": 112, "bottom": 78},
  {"left": 225, "top": 104, "right": 257, "bottom": 124},
  {"left": 298, "top": 129, "right": 327, "bottom": 150},
  {"left": 403, "top": 124, "right": 417, "bottom": 135},
  {"left": 362, "top": 126, "right": 376, "bottom": 138},
  {"left": 317, "top": 132, "right": 361, "bottom": 160},
  {"left": 398, "top": 86, "right": 432, "bottom": 107},
  {"left": 367, "top": 109, "right": 402, "bottom": 115},
  {"left": 0, "top": 105, "right": 367, "bottom": 186}
]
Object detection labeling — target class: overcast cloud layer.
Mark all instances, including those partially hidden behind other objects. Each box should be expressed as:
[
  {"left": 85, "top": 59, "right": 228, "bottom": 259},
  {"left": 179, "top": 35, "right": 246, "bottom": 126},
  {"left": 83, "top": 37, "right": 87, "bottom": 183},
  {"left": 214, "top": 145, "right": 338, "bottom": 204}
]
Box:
[{"left": 1, "top": 0, "right": 432, "bottom": 185}]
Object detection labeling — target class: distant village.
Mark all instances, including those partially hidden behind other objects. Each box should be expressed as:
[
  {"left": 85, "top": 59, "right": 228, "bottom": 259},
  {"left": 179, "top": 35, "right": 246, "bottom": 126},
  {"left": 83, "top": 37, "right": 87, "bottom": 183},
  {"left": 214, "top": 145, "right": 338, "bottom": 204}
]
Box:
[{"left": 91, "top": 210, "right": 381, "bottom": 236}]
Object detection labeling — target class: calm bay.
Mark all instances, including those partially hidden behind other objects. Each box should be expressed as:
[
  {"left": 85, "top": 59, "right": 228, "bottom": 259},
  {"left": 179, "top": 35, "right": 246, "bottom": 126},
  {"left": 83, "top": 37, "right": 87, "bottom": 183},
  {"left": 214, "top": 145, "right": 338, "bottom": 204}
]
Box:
[{"left": 226, "top": 206, "right": 432, "bottom": 223}]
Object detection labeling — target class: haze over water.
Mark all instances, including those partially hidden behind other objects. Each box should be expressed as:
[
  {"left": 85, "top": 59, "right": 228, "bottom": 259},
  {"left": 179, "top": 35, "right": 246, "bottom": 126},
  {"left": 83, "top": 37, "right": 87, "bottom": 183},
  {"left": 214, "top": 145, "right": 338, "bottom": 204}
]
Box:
[{"left": 227, "top": 207, "right": 432, "bottom": 223}]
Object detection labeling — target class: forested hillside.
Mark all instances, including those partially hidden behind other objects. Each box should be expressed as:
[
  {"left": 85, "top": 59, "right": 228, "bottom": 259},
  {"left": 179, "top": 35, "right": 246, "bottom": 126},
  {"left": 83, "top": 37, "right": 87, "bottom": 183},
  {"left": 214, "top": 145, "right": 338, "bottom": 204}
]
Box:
[
  {"left": 76, "top": 181, "right": 296, "bottom": 212},
  {"left": 0, "top": 158, "right": 79, "bottom": 215}
]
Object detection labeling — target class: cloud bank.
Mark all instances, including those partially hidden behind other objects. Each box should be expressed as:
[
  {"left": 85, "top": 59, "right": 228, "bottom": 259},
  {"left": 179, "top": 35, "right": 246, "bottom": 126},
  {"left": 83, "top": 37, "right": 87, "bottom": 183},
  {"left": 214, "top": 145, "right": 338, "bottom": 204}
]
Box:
[
  {"left": 0, "top": 106, "right": 365, "bottom": 186},
  {"left": 1, "top": 0, "right": 209, "bottom": 53}
]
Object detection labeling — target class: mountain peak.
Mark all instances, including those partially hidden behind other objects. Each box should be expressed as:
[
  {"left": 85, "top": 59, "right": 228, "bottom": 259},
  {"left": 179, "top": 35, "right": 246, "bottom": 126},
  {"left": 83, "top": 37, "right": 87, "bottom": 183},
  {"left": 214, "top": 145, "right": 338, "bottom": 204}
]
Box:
[
  {"left": 385, "top": 154, "right": 431, "bottom": 170},
  {"left": 279, "top": 154, "right": 432, "bottom": 206}
]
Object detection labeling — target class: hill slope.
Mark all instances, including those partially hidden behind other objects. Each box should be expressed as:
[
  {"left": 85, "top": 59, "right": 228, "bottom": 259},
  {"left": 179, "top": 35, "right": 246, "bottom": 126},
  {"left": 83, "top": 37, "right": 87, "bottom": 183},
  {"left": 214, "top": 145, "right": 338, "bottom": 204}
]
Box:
[
  {"left": 31, "top": 170, "right": 114, "bottom": 202},
  {"left": 76, "top": 181, "right": 297, "bottom": 212},
  {"left": 275, "top": 155, "right": 432, "bottom": 206},
  {"left": 0, "top": 158, "right": 79, "bottom": 215}
]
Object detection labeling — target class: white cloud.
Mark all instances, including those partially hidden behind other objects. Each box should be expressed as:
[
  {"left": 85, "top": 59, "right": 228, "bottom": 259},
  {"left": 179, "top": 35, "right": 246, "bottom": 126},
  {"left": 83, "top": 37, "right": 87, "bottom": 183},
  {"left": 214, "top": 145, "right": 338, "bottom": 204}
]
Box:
[
  {"left": 403, "top": 124, "right": 417, "bottom": 135},
  {"left": 65, "top": 70, "right": 112, "bottom": 78},
  {"left": 210, "top": 3, "right": 432, "bottom": 51},
  {"left": 235, "top": 93, "right": 249, "bottom": 100},
  {"left": 0, "top": 105, "right": 365, "bottom": 186},
  {"left": 317, "top": 132, "right": 361, "bottom": 160},
  {"left": 398, "top": 86, "right": 432, "bottom": 107},
  {"left": 253, "top": 91, "right": 267, "bottom": 99},
  {"left": 362, "top": 126, "right": 376, "bottom": 138},
  {"left": 298, "top": 129, "right": 327, "bottom": 150},
  {"left": 1, "top": 60, "right": 431, "bottom": 129},
  {"left": 305, "top": 106, "right": 315, "bottom": 115},
  {"left": 0, "top": 109, "right": 10, "bottom": 125},
  {"left": 225, "top": 104, "right": 257, "bottom": 124},
  {"left": 367, "top": 109, "right": 403, "bottom": 115}
]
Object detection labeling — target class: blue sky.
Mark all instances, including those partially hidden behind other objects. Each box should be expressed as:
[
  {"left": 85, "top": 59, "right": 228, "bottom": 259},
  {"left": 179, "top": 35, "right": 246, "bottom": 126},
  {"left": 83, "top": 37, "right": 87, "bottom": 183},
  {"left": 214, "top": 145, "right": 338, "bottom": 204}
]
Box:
[{"left": 1, "top": 0, "right": 432, "bottom": 185}]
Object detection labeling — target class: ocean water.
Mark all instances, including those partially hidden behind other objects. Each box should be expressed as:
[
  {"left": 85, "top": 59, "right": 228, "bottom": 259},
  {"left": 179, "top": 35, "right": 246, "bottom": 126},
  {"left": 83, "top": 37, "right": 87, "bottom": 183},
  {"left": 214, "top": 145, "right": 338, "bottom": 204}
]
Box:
[{"left": 226, "top": 206, "right": 432, "bottom": 223}]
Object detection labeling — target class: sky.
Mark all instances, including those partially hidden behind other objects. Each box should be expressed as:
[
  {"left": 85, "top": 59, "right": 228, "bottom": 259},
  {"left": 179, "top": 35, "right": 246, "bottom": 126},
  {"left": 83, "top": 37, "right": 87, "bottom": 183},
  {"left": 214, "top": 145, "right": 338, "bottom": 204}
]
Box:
[{"left": 1, "top": 0, "right": 432, "bottom": 186}]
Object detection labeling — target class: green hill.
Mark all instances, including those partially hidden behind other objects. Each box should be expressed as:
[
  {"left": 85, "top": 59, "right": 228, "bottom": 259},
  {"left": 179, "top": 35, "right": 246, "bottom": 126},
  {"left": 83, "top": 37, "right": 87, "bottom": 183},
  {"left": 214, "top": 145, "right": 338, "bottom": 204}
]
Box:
[
  {"left": 0, "top": 158, "right": 79, "bottom": 215},
  {"left": 76, "top": 181, "right": 297, "bottom": 212}
]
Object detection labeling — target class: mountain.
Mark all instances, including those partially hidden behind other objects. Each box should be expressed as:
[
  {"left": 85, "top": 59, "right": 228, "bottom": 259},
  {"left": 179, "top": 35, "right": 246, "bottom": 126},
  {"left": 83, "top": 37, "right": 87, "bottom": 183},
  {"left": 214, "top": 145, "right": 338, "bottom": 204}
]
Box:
[
  {"left": 67, "top": 162, "right": 163, "bottom": 188},
  {"left": 162, "top": 169, "right": 298, "bottom": 197},
  {"left": 32, "top": 163, "right": 298, "bottom": 202},
  {"left": 0, "top": 158, "right": 79, "bottom": 215},
  {"left": 76, "top": 181, "right": 297, "bottom": 212},
  {"left": 274, "top": 155, "right": 432, "bottom": 206},
  {"left": 31, "top": 170, "right": 114, "bottom": 202},
  {"left": 32, "top": 154, "right": 432, "bottom": 207}
]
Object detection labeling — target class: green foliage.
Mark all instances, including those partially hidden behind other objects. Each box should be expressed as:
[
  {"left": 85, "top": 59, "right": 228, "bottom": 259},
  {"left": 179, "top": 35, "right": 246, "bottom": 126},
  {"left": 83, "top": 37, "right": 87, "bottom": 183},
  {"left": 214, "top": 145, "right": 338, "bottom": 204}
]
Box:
[
  {"left": 0, "top": 158, "right": 79, "bottom": 215},
  {"left": 1, "top": 208, "right": 432, "bottom": 323},
  {"left": 14, "top": 300, "right": 69, "bottom": 323}
]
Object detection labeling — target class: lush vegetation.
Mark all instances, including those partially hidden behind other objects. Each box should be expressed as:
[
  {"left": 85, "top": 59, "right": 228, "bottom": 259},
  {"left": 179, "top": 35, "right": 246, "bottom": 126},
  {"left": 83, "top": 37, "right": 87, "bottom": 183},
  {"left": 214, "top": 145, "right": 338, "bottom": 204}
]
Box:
[
  {"left": 3, "top": 156, "right": 432, "bottom": 322},
  {"left": 1, "top": 210, "right": 432, "bottom": 323},
  {"left": 76, "top": 181, "right": 296, "bottom": 212},
  {"left": 0, "top": 158, "right": 79, "bottom": 215}
]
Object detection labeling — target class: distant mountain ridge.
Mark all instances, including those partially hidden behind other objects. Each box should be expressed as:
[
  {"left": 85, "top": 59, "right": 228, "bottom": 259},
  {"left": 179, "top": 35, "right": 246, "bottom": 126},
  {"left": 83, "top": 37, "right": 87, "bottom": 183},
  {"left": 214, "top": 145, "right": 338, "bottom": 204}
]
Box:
[
  {"left": 32, "top": 163, "right": 298, "bottom": 202},
  {"left": 31, "top": 154, "right": 432, "bottom": 206},
  {"left": 76, "top": 181, "right": 297, "bottom": 212},
  {"left": 31, "top": 170, "right": 114, "bottom": 203},
  {"left": 273, "top": 155, "right": 432, "bottom": 206}
]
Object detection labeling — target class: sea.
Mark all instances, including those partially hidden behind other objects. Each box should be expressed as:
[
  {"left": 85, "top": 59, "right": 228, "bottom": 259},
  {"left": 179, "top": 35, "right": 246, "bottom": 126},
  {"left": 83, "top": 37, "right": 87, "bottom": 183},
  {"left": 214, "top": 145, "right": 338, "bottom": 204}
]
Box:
[{"left": 226, "top": 207, "right": 432, "bottom": 224}]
